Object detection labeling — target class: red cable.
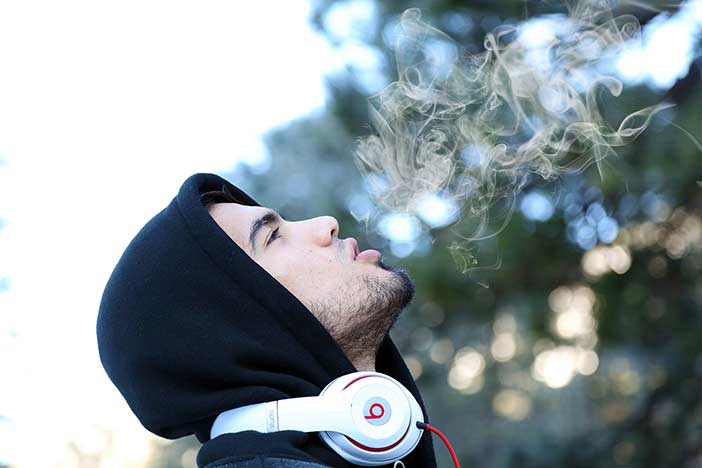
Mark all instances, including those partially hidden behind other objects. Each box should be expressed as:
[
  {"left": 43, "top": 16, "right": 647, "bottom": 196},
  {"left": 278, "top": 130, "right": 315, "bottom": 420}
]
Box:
[{"left": 416, "top": 421, "right": 461, "bottom": 468}]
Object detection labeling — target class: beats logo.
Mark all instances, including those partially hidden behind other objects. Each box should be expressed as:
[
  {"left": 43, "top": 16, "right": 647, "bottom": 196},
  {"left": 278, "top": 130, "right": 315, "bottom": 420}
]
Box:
[
  {"left": 367, "top": 403, "right": 384, "bottom": 419},
  {"left": 363, "top": 397, "right": 391, "bottom": 426}
]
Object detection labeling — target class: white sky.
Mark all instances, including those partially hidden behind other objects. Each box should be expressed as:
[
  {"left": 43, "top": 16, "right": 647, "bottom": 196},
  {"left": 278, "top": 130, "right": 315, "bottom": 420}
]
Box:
[
  {"left": 616, "top": 0, "right": 702, "bottom": 88},
  {"left": 0, "top": 1, "right": 339, "bottom": 466}
]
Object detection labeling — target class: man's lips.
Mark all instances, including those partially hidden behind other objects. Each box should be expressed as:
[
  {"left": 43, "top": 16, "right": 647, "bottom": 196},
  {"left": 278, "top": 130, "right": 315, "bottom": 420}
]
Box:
[{"left": 346, "top": 238, "right": 382, "bottom": 262}]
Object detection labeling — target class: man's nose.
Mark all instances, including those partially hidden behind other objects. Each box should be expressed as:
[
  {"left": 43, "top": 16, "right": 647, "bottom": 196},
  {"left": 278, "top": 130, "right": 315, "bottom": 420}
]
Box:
[{"left": 314, "top": 216, "right": 339, "bottom": 246}]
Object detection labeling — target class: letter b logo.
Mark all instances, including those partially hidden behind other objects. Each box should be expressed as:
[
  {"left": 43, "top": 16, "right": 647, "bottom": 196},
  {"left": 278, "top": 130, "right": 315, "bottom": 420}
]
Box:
[{"left": 363, "top": 397, "right": 391, "bottom": 426}]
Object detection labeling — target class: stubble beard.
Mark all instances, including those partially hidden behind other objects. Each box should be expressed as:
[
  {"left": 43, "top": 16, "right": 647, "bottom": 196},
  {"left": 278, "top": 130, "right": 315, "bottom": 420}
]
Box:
[{"left": 309, "top": 259, "right": 416, "bottom": 366}]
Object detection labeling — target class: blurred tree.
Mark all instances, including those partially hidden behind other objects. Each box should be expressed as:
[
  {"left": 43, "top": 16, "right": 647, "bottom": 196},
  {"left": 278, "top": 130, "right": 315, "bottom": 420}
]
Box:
[
  {"left": 148, "top": 436, "right": 200, "bottom": 468},
  {"left": 149, "top": 1, "right": 702, "bottom": 467}
]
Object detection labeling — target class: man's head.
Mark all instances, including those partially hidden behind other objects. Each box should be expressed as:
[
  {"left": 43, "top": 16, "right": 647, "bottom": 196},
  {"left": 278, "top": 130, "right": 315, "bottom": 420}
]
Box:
[
  {"left": 96, "top": 173, "right": 434, "bottom": 456},
  {"left": 201, "top": 189, "right": 416, "bottom": 371}
]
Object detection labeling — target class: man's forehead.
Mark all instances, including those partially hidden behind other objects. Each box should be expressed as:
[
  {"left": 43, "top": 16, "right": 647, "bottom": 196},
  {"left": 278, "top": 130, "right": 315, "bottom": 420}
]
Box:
[
  {"left": 213, "top": 203, "right": 271, "bottom": 227},
  {"left": 229, "top": 202, "right": 266, "bottom": 213},
  {"left": 215, "top": 202, "right": 269, "bottom": 216}
]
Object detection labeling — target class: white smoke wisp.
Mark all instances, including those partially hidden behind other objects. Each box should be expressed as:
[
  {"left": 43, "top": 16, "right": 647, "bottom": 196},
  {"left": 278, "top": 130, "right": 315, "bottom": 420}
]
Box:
[{"left": 354, "top": 1, "right": 676, "bottom": 254}]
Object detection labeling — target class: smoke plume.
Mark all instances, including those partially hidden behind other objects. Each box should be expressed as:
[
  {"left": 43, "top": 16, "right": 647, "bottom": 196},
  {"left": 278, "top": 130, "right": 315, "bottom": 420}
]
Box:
[{"left": 355, "top": 1, "right": 675, "bottom": 253}]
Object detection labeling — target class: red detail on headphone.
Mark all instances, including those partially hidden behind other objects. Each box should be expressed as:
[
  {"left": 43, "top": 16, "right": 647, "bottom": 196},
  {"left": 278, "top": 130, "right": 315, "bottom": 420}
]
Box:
[
  {"left": 345, "top": 421, "right": 411, "bottom": 452},
  {"left": 343, "top": 374, "right": 375, "bottom": 389},
  {"left": 365, "top": 403, "right": 385, "bottom": 420}
]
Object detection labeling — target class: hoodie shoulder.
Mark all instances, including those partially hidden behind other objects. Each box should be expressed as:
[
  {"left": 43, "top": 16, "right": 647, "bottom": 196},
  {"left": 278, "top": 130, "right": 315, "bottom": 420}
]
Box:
[{"left": 203, "top": 455, "right": 332, "bottom": 468}]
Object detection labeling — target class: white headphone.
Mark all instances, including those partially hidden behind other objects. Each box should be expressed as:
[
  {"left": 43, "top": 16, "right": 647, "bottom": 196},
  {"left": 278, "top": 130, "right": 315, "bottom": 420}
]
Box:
[{"left": 210, "top": 371, "right": 425, "bottom": 466}]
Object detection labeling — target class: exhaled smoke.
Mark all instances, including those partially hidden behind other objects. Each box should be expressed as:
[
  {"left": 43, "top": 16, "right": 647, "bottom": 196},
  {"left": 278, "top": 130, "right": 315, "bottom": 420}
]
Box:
[{"left": 355, "top": 1, "right": 675, "bottom": 249}]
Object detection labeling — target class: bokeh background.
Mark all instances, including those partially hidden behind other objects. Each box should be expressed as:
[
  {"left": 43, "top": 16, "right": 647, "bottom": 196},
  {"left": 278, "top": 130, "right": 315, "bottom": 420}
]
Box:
[{"left": 0, "top": 1, "right": 700, "bottom": 467}]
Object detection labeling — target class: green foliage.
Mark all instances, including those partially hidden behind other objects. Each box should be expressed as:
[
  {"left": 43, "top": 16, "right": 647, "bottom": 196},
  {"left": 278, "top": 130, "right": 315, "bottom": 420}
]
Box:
[{"left": 305, "top": 2, "right": 701, "bottom": 467}]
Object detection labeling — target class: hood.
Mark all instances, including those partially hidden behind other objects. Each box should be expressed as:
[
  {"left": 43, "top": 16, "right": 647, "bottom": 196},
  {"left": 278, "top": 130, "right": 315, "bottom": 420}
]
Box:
[{"left": 96, "top": 173, "right": 436, "bottom": 467}]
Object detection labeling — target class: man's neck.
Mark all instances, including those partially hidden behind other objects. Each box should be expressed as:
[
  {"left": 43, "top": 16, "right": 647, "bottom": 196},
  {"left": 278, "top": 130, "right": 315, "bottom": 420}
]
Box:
[{"left": 351, "top": 355, "right": 376, "bottom": 373}]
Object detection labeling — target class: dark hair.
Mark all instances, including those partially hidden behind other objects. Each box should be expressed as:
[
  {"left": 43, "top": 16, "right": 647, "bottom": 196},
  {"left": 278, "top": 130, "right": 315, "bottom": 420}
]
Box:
[{"left": 200, "top": 185, "right": 243, "bottom": 208}]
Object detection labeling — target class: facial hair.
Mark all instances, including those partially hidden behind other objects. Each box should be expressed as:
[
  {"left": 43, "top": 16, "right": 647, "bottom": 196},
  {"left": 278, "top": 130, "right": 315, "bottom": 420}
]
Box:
[{"left": 309, "top": 260, "right": 416, "bottom": 366}]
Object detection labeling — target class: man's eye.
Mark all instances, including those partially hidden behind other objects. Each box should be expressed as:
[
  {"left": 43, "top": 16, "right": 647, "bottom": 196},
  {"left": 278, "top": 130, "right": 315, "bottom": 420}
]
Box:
[{"left": 267, "top": 227, "right": 280, "bottom": 245}]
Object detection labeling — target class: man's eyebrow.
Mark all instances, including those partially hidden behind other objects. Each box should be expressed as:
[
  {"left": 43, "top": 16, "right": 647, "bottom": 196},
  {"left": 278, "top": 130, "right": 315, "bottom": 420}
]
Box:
[{"left": 249, "top": 209, "right": 283, "bottom": 254}]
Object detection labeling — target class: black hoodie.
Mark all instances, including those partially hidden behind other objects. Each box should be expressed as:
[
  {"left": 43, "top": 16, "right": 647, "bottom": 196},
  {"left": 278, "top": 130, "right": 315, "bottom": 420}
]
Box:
[{"left": 96, "top": 173, "right": 437, "bottom": 467}]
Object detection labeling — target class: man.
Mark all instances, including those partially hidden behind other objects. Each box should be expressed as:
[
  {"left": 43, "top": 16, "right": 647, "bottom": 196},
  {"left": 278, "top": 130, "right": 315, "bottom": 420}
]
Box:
[{"left": 96, "top": 173, "right": 437, "bottom": 467}]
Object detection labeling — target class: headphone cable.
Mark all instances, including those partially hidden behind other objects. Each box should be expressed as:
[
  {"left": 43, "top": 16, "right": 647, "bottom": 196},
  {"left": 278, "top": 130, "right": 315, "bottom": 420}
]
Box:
[{"left": 416, "top": 421, "right": 461, "bottom": 468}]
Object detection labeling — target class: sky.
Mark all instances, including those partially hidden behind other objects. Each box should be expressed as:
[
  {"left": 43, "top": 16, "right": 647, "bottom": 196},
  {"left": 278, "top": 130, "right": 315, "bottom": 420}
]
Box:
[
  {"left": 0, "top": 1, "right": 339, "bottom": 466},
  {"left": 0, "top": 1, "right": 699, "bottom": 467}
]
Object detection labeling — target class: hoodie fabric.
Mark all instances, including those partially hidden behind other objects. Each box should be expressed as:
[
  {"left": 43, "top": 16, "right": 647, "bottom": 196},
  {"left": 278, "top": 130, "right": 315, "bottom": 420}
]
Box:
[{"left": 96, "top": 173, "right": 437, "bottom": 468}]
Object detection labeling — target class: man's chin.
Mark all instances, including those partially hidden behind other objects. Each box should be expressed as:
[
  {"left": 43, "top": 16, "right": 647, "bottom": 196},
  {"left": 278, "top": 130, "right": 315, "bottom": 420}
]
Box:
[{"left": 378, "top": 259, "right": 416, "bottom": 310}]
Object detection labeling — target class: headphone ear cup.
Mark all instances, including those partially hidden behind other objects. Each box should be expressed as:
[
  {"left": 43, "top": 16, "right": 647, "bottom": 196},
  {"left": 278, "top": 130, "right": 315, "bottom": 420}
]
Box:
[{"left": 318, "top": 372, "right": 425, "bottom": 466}]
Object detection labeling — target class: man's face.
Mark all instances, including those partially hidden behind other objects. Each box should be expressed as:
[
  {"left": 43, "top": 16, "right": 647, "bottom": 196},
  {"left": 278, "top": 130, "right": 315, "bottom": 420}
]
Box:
[{"left": 207, "top": 202, "right": 415, "bottom": 364}]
